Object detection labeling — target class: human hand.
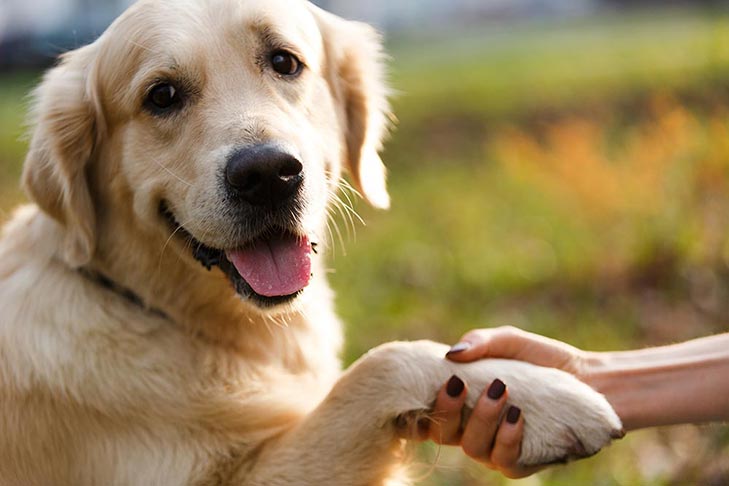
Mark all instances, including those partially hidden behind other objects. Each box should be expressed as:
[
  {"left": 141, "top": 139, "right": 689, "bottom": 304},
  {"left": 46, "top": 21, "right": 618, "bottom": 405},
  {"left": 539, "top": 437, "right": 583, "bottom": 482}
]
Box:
[
  {"left": 427, "top": 326, "right": 592, "bottom": 478},
  {"left": 427, "top": 374, "right": 544, "bottom": 478},
  {"left": 442, "top": 327, "right": 729, "bottom": 432},
  {"left": 445, "top": 326, "right": 590, "bottom": 377}
]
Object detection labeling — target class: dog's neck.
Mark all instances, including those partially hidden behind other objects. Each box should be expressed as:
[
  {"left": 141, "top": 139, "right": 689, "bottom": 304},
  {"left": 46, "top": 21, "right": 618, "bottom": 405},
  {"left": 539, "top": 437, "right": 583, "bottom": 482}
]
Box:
[{"left": 77, "top": 266, "right": 170, "bottom": 320}]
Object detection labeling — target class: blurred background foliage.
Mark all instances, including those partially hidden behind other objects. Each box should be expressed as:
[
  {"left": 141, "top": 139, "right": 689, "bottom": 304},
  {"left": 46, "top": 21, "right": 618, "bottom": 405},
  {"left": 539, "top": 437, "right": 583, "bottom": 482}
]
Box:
[{"left": 1, "top": 1, "right": 728, "bottom": 485}]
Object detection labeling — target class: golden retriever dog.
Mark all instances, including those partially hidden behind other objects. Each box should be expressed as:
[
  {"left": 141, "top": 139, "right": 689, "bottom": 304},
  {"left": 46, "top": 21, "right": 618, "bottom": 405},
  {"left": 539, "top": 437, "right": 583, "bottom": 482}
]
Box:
[{"left": 0, "top": 0, "right": 623, "bottom": 484}]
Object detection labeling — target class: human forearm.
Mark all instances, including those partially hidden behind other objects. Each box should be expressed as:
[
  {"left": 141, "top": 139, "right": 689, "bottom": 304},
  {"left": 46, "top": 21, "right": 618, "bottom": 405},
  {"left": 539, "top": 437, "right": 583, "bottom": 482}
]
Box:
[{"left": 583, "top": 334, "right": 729, "bottom": 431}]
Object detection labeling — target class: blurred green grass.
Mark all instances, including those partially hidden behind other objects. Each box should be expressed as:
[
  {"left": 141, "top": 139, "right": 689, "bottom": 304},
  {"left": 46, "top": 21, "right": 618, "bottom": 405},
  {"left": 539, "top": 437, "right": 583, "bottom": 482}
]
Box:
[
  {"left": 332, "top": 7, "right": 729, "bottom": 361},
  {"left": 390, "top": 9, "right": 729, "bottom": 122},
  {"left": 0, "top": 72, "right": 36, "bottom": 218},
  {"left": 1, "top": 8, "right": 728, "bottom": 486}
]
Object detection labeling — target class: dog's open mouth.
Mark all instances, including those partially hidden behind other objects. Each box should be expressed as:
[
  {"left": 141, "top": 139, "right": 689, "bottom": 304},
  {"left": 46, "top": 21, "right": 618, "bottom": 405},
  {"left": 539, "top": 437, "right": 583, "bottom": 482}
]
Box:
[{"left": 160, "top": 202, "right": 312, "bottom": 307}]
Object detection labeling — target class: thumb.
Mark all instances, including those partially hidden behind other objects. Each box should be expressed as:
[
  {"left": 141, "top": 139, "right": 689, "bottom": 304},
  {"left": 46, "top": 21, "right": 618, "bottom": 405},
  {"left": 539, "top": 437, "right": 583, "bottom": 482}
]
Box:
[
  {"left": 445, "top": 327, "right": 584, "bottom": 374},
  {"left": 445, "top": 328, "right": 512, "bottom": 362}
]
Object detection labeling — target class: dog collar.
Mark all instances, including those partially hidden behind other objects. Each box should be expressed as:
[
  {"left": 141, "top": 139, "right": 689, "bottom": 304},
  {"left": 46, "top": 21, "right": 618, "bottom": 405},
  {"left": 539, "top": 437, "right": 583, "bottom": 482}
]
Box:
[{"left": 78, "top": 267, "right": 170, "bottom": 321}]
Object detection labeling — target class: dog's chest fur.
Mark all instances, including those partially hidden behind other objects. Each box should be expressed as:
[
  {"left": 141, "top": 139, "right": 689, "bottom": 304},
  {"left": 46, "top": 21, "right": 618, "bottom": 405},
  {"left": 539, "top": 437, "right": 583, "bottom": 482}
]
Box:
[{"left": 0, "top": 208, "right": 344, "bottom": 485}]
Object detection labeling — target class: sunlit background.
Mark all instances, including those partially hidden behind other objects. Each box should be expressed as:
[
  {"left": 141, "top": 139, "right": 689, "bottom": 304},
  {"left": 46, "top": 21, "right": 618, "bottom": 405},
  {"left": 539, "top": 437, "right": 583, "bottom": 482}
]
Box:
[{"left": 1, "top": 1, "right": 728, "bottom": 485}]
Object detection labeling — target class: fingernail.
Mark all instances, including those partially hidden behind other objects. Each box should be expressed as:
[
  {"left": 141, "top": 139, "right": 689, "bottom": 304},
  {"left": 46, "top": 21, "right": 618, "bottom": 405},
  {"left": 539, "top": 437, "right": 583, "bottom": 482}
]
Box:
[
  {"left": 506, "top": 405, "right": 521, "bottom": 424},
  {"left": 446, "top": 342, "right": 470, "bottom": 356},
  {"left": 486, "top": 378, "right": 506, "bottom": 400},
  {"left": 446, "top": 375, "right": 465, "bottom": 398}
]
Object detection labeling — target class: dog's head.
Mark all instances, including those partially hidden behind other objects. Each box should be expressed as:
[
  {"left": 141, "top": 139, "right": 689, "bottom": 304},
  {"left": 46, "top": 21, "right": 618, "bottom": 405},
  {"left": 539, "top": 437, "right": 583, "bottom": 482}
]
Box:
[{"left": 22, "top": 0, "right": 390, "bottom": 309}]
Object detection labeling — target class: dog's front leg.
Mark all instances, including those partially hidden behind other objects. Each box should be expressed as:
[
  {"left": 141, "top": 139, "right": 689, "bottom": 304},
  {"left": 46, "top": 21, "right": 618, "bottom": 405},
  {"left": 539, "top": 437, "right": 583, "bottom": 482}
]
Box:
[
  {"left": 241, "top": 340, "right": 623, "bottom": 486},
  {"left": 239, "top": 353, "right": 418, "bottom": 486}
]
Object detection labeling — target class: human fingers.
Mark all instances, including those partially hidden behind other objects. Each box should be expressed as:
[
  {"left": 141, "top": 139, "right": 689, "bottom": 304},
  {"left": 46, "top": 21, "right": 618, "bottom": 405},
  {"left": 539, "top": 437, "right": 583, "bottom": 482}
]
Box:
[
  {"left": 460, "top": 378, "right": 509, "bottom": 462},
  {"left": 445, "top": 326, "right": 524, "bottom": 361},
  {"left": 489, "top": 406, "right": 543, "bottom": 478},
  {"left": 428, "top": 375, "right": 468, "bottom": 445},
  {"left": 445, "top": 326, "right": 585, "bottom": 375}
]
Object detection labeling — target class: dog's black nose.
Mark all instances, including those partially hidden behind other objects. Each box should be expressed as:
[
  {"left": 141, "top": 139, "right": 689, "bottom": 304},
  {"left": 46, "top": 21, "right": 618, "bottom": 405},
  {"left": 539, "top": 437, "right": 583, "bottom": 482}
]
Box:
[{"left": 225, "top": 144, "right": 303, "bottom": 206}]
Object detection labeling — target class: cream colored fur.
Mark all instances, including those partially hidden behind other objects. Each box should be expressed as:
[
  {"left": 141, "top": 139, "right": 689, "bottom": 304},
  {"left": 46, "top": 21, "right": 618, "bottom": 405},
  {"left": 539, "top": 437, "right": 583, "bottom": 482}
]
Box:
[{"left": 0, "top": 1, "right": 622, "bottom": 485}]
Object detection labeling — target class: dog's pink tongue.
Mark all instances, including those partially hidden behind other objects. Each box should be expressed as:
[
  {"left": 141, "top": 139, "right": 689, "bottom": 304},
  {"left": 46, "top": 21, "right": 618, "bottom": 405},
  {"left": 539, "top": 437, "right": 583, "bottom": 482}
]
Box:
[{"left": 226, "top": 235, "right": 311, "bottom": 297}]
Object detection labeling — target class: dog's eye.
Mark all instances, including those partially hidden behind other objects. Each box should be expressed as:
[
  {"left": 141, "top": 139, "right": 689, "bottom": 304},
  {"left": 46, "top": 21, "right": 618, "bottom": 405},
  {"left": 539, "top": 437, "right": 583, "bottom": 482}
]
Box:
[
  {"left": 270, "top": 50, "right": 302, "bottom": 76},
  {"left": 146, "top": 83, "right": 182, "bottom": 112}
]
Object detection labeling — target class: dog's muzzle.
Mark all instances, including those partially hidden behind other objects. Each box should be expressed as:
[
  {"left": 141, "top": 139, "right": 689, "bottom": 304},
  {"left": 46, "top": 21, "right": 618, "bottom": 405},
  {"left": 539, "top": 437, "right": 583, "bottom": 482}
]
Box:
[{"left": 160, "top": 142, "right": 315, "bottom": 308}]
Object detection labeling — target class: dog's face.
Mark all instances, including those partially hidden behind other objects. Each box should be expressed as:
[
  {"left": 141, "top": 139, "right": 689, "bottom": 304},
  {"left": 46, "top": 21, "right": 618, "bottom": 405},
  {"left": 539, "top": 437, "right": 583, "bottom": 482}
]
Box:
[{"left": 22, "top": 0, "right": 390, "bottom": 309}]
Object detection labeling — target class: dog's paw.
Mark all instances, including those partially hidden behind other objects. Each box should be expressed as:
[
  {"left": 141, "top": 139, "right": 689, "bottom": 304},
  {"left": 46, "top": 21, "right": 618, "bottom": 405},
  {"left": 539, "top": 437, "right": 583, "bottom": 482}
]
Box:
[
  {"left": 440, "top": 346, "right": 624, "bottom": 466},
  {"left": 358, "top": 340, "right": 623, "bottom": 467},
  {"left": 465, "top": 361, "right": 623, "bottom": 466}
]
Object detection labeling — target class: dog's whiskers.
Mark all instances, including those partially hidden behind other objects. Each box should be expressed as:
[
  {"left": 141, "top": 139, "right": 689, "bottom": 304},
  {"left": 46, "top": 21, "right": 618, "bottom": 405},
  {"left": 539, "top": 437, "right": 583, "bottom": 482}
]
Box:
[
  {"left": 334, "top": 175, "right": 361, "bottom": 195},
  {"left": 151, "top": 157, "right": 193, "bottom": 187},
  {"left": 329, "top": 196, "right": 352, "bottom": 242},
  {"left": 322, "top": 217, "right": 337, "bottom": 257},
  {"left": 156, "top": 212, "right": 203, "bottom": 279},
  {"left": 322, "top": 172, "right": 367, "bottom": 251},
  {"left": 324, "top": 194, "right": 360, "bottom": 254},
  {"left": 331, "top": 192, "right": 362, "bottom": 242},
  {"left": 337, "top": 181, "right": 365, "bottom": 226},
  {"left": 324, "top": 207, "right": 346, "bottom": 256}
]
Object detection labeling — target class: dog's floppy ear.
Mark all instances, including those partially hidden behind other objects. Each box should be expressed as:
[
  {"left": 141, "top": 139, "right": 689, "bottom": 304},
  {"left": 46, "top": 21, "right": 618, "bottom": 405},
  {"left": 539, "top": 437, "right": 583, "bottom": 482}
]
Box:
[
  {"left": 22, "top": 44, "right": 101, "bottom": 267},
  {"left": 312, "top": 6, "right": 392, "bottom": 209}
]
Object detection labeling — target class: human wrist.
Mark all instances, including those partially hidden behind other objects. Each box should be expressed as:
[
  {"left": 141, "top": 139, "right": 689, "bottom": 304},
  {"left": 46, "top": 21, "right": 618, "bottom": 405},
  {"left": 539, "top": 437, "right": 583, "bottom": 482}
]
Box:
[
  {"left": 572, "top": 349, "right": 609, "bottom": 387},
  {"left": 578, "top": 350, "right": 664, "bottom": 432},
  {"left": 577, "top": 344, "right": 729, "bottom": 431}
]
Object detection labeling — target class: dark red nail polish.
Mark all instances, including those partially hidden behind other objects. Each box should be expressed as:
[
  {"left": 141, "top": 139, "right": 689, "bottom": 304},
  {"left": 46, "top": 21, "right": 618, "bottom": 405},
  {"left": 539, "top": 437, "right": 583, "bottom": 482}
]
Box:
[
  {"left": 506, "top": 406, "right": 521, "bottom": 424},
  {"left": 487, "top": 378, "right": 506, "bottom": 400},
  {"left": 446, "top": 375, "right": 465, "bottom": 398},
  {"left": 446, "top": 342, "right": 470, "bottom": 357}
]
